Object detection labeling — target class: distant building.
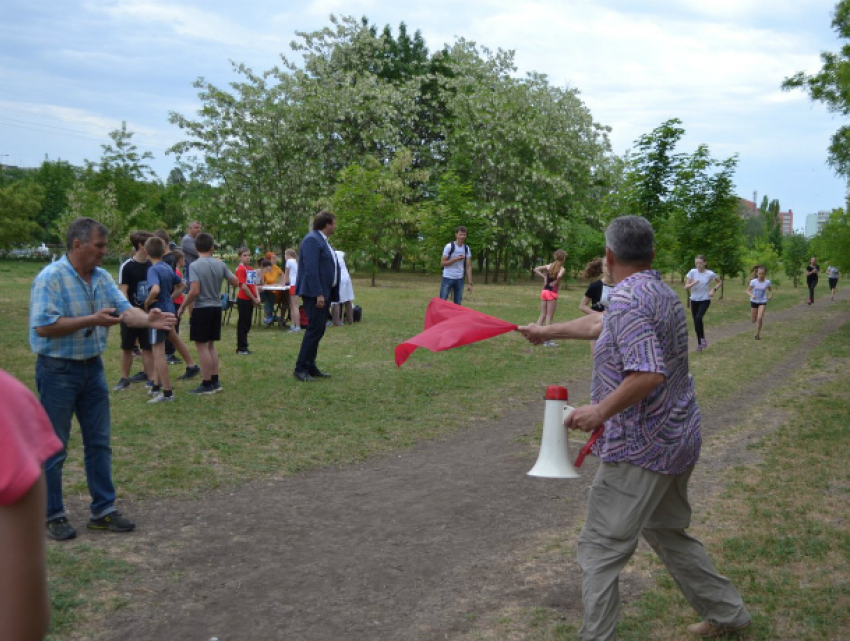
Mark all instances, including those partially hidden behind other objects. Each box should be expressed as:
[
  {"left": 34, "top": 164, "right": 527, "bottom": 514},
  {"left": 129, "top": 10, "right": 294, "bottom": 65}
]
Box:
[
  {"left": 737, "top": 198, "right": 793, "bottom": 234},
  {"left": 805, "top": 211, "right": 831, "bottom": 238}
]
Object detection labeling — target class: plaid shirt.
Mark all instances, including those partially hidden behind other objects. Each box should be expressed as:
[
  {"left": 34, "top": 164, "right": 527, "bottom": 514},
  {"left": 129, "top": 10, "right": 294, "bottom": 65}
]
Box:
[{"left": 30, "top": 255, "right": 131, "bottom": 360}]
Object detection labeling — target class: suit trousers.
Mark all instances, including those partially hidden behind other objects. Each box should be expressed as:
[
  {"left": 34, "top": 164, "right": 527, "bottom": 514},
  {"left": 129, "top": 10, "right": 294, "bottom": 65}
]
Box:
[
  {"left": 577, "top": 462, "right": 750, "bottom": 640},
  {"left": 295, "top": 296, "right": 329, "bottom": 373}
]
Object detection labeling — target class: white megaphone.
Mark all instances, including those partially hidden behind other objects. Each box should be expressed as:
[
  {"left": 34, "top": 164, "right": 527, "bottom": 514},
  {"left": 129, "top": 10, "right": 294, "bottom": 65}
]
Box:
[{"left": 527, "top": 385, "right": 580, "bottom": 479}]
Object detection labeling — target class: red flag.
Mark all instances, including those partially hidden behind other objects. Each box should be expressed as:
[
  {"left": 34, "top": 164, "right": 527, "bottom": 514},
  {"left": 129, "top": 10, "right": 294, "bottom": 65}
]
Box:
[{"left": 395, "top": 298, "right": 518, "bottom": 367}]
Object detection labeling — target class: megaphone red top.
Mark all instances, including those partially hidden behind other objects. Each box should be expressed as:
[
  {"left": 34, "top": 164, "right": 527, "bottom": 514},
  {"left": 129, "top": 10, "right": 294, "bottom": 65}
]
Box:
[{"left": 545, "top": 385, "right": 568, "bottom": 401}]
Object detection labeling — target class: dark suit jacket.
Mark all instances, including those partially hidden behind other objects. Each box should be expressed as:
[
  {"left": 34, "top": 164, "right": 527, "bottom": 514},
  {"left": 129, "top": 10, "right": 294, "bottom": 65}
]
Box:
[{"left": 296, "top": 230, "right": 339, "bottom": 301}]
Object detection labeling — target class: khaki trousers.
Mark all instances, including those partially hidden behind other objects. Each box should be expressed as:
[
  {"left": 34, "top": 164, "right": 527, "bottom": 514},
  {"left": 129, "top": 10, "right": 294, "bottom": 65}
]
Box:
[{"left": 577, "top": 462, "right": 750, "bottom": 640}]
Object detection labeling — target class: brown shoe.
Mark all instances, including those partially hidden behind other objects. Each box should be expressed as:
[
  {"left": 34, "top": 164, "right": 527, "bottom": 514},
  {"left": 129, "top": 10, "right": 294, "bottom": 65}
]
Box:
[{"left": 687, "top": 619, "right": 751, "bottom": 637}]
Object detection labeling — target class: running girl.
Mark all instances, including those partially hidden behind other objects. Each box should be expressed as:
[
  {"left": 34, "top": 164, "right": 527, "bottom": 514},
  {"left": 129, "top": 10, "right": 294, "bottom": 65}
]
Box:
[
  {"left": 685, "top": 255, "right": 722, "bottom": 351},
  {"left": 533, "top": 250, "right": 567, "bottom": 346},
  {"left": 746, "top": 265, "right": 772, "bottom": 340}
]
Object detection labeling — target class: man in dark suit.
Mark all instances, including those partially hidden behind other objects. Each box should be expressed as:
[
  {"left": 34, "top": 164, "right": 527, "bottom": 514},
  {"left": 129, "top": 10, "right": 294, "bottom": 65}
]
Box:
[{"left": 293, "top": 211, "right": 339, "bottom": 382}]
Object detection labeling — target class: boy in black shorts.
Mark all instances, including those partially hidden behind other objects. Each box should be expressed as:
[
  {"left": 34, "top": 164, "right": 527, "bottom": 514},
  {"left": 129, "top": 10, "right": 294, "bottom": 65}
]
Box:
[
  {"left": 114, "top": 231, "right": 154, "bottom": 391},
  {"left": 143, "top": 237, "right": 183, "bottom": 403},
  {"left": 177, "top": 233, "right": 239, "bottom": 395}
]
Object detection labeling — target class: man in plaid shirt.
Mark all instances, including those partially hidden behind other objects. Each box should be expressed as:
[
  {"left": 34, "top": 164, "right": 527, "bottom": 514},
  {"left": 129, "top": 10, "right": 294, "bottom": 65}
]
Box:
[{"left": 30, "top": 218, "right": 175, "bottom": 541}]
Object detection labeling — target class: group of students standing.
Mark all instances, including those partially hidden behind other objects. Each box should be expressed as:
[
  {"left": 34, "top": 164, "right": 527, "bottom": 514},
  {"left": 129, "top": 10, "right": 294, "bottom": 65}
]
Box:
[{"left": 527, "top": 249, "right": 841, "bottom": 348}]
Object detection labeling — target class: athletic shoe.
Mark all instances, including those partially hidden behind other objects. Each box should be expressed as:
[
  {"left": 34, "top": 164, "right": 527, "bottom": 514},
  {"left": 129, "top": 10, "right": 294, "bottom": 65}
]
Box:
[
  {"left": 147, "top": 386, "right": 161, "bottom": 396},
  {"left": 178, "top": 365, "right": 201, "bottom": 380},
  {"left": 46, "top": 517, "right": 77, "bottom": 541},
  {"left": 166, "top": 354, "right": 183, "bottom": 365},
  {"left": 288, "top": 327, "right": 302, "bottom": 333},
  {"left": 132, "top": 347, "right": 142, "bottom": 358},
  {"left": 188, "top": 383, "right": 217, "bottom": 395},
  {"left": 129, "top": 371, "right": 148, "bottom": 383},
  {"left": 687, "top": 618, "right": 751, "bottom": 638},
  {"left": 87, "top": 511, "right": 135, "bottom": 533},
  {"left": 211, "top": 381, "right": 223, "bottom": 393},
  {"left": 701, "top": 338, "right": 708, "bottom": 349},
  {"left": 236, "top": 350, "right": 253, "bottom": 355},
  {"left": 148, "top": 393, "right": 174, "bottom": 404},
  {"left": 113, "top": 378, "right": 131, "bottom": 392},
  {"left": 696, "top": 342, "right": 703, "bottom": 352},
  {"left": 543, "top": 341, "right": 557, "bottom": 347}
]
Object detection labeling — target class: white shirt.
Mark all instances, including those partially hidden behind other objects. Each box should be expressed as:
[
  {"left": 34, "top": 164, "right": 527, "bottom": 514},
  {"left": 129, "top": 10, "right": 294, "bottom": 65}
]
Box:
[
  {"left": 686, "top": 269, "right": 718, "bottom": 301},
  {"left": 285, "top": 258, "right": 298, "bottom": 289},
  {"left": 442, "top": 243, "right": 470, "bottom": 279},
  {"left": 749, "top": 278, "right": 771, "bottom": 304}
]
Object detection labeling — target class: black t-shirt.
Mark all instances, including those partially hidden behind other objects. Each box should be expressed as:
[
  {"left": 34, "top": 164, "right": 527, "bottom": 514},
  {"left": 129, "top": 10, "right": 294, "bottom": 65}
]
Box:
[
  {"left": 118, "top": 257, "right": 151, "bottom": 308},
  {"left": 806, "top": 263, "right": 820, "bottom": 282}
]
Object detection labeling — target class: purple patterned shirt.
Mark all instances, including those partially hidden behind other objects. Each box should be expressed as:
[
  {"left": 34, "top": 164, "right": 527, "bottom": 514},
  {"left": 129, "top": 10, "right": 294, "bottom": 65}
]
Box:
[{"left": 590, "top": 270, "right": 701, "bottom": 474}]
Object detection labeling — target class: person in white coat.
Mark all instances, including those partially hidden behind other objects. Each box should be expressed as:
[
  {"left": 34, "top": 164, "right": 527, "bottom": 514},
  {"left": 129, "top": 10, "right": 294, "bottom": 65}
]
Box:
[{"left": 331, "top": 251, "right": 355, "bottom": 326}]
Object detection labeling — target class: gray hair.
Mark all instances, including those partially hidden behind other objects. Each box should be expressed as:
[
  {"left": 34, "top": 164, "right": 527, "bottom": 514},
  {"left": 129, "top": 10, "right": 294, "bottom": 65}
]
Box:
[
  {"left": 66, "top": 218, "right": 108, "bottom": 251},
  {"left": 605, "top": 215, "right": 654, "bottom": 265}
]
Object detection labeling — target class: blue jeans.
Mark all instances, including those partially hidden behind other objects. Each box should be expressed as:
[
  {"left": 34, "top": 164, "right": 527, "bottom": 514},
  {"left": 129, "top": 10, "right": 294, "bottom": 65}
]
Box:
[
  {"left": 36, "top": 355, "right": 116, "bottom": 521},
  {"left": 260, "top": 290, "right": 277, "bottom": 318},
  {"left": 440, "top": 277, "right": 464, "bottom": 305}
]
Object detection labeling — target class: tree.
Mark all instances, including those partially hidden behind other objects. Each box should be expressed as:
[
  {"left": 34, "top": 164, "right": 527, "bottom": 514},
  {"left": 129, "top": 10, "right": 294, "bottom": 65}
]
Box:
[
  {"left": 332, "top": 149, "right": 426, "bottom": 285},
  {"left": 810, "top": 207, "right": 850, "bottom": 271},
  {"left": 782, "top": 232, "right": 809, "bottom": 286},
  {"left": 0, "top": 182, "right": 44, "bottom": 249},
  {"left": 33, "top": 158, "right": 79, "bottom": 241},
  {"left": 782, "top": 1, "right": 850, "bottom": 176},
  {"left": 54, "top": 183, "right": 141, "bottom": 256}
]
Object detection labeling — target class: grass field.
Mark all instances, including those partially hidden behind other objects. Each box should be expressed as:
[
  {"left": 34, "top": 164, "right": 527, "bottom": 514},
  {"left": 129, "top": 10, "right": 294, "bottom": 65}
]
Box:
[{"left": 1, "top": 259, "right": 847, "bottom": 639}]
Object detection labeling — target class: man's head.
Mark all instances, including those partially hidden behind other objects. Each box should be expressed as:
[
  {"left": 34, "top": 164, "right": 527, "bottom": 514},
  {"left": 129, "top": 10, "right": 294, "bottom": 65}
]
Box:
[
  {"left": 187, "top": 221, "right": 202, "bottom": 238},
  {"left": 313, "top": 211, "right": 337, "bottom": 236},
  {"left": 67, "top": 218, "right": 110, "bottom": 273},
  {"left": 130, "top": 231, "right": 153, "bottom": 252},
  {"left": 144, "top": 236, "right": 166, "bottom": 260},
  {"left": 195, "top": 233, "right": 214, "bottom": 253},
  {"left": 455, "top": 226, "right": 467, "bottom": 244},
  {"left": 605, "top": 216, "right": 654, "bottom": 281}
]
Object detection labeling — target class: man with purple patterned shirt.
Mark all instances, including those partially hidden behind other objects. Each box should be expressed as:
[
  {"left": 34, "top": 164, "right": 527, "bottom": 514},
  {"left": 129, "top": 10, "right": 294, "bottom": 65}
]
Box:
[{"left": 520, "top": 216, "right": 750, "bottom": 639}]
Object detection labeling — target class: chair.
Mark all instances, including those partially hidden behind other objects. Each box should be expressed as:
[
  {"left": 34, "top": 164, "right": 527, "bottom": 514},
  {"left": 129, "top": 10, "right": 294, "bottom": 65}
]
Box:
[{"left": 222, "top": 284, "right": 238, "bottom": 326}]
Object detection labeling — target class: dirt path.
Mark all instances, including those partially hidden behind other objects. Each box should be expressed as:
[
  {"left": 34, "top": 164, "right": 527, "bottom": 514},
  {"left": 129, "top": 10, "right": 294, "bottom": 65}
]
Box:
[{"left": 75, "top": 293, "right": 848, "bottom": 641}]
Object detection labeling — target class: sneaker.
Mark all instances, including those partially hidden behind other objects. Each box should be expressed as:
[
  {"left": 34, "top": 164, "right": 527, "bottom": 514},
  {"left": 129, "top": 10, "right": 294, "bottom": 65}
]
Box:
[
  {"left": 113, "top": 378, "right": 131, "bottom": 392},
  {"left": 696, "top": 342, "right": 703, "bottom": 352},
  {"left": 132, "top": 347, "right": 142, "bottom": 358},
  {"left": 87, "top": 511, "right": 135, "bottom": 533},
  {"left": 542, "top": 341, "right": 557, "bottom": 347},
  {"left": 166, "top": 354, "right": 183, "bottom": 365},
  {"left": 700, "top": 338, "right": 708, "bottom": 349},
  {"left": 46, "top": 517, "right": 77, "bottom": 541},
  {"left": 178, "top": 365, "right": 201, "bottom": 380},
  {"left": 188, "top": 383, "right": 217, "bottom": 395},
  {"left": 687, "top": 619, "right": 751, "bottom": 637},
  {"left": 236, "top": 350, "right": 253, "bottom": 355},
  {"left": 148, "top": 393, "right": 174, "bottom": 404},
  {"left": 211, "top": 381, "right": 223, "bottom": 393},
  {"left": 288, "top": 327, "right": 302, "bottom": 333},
  {"left": 129, "top": 371, "right": 148, "bottom": 383}
]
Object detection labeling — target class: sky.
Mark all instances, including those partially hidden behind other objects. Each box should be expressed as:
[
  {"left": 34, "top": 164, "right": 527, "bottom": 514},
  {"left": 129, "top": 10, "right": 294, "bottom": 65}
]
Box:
[{"left": 1, "top": 0, "right": 847, "bottom": 231}]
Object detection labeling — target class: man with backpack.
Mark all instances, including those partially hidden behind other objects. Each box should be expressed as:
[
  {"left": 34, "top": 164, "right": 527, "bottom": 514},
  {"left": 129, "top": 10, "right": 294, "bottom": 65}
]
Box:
[{"left": 440, "top": 226, "right": 473, "bottom": 305}]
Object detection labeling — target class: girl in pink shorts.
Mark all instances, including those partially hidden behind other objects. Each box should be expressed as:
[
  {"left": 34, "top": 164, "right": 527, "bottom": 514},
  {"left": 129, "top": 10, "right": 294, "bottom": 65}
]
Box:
[{"left": 533, "top": 250, "right": 567, "bottom": 346}]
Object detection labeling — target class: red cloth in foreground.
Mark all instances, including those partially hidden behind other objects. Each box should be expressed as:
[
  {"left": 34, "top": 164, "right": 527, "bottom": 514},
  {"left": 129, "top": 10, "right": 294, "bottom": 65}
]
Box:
[{"left": 395, "top": 298, "right": 518, "bottom": 367}]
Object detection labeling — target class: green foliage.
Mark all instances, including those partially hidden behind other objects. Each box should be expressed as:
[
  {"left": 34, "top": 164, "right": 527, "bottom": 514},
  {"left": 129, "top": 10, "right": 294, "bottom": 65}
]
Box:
[
  {"left": 782, "top": 0, "right": 850, "bottom": 175},
  {"left": 332, "top": 149, "right": 427, "bottom": 285},
  {"left": 54, "top": 183, "right": 141, "bottom": 256},
  {"left": 741, "top": 237, "right": 781, "bottom": 284},
  {"left": 781, "top": 232, "right": 809, "bottom": 286},
  {"left": 0, "top": 181, "right": 44, "bottom": 249},
  {"left": 809, "top": 207, "right": 850, "bottom": 271}
]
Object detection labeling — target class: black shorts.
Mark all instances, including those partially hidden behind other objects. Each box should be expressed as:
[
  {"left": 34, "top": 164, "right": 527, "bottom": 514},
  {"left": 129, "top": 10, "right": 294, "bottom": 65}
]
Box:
[
  {"left": 120, "top": 321, "right": 152, "bottom": 351},
  {"left": 149, "top": 328, "right": 169, "bottom": 345},
  {"left": 750, "top": 301, "right": 767, "bottom": 309},
  {"left": 829, "top": 278, "right": 838, "bottom": 290},
  {"left": 189, "top": 306, "right": 222, "bottom": 343}
]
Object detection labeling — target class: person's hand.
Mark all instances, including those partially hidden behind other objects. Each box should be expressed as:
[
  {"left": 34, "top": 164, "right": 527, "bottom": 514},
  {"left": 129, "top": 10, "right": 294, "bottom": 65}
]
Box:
[
  {"left": 456, "top": 255, "right": 465, "bottom": 263},
  {"left": 92, "top": 308, "right": 123, "bottom": 327},
  {"left": 564, "top": 404, "right": 604, "bottom": 433},
  {"left": 317, "top": 295, "right": 326, "bottom": 309},
  {"left": 517, "top": 323, "right": 546, "bottom": 345},
  {"left": 147, "top": 308, "right": 177, "bottom": 330},
  {"left": 467, "top": 283, "right": 473, "bottom": 292}
]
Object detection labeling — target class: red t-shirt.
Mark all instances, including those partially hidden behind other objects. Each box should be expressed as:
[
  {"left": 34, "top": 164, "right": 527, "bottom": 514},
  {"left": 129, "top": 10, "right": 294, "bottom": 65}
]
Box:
[
  {"left": 236, "top": 264, "right": 257, "bottom": 301},
  {"left": 0, "top": 370, "right": 62, "bottom": 505},
  {"left": 173, "top": 267, "right": 185, "bottom": 305}
]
